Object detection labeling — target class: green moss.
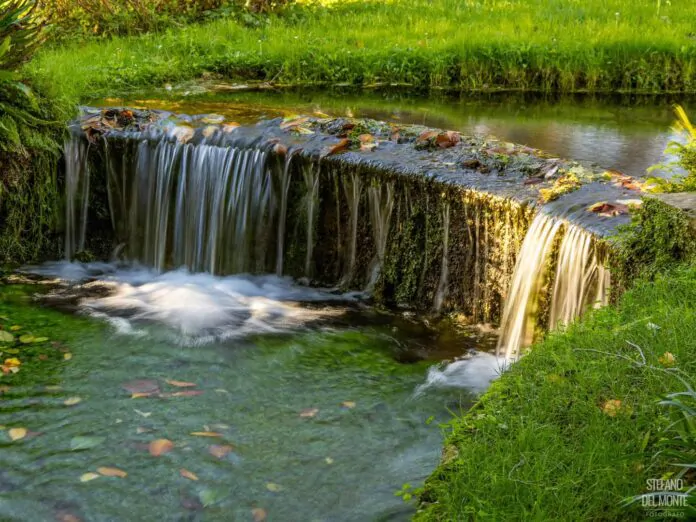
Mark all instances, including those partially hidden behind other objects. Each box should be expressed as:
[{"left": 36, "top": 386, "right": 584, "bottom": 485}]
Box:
[{"left": 610, "top": 197, "right": 696, "bottom": 294}]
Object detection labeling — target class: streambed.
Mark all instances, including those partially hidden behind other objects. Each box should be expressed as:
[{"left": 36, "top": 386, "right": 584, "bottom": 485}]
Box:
[{"left": 0, "top": 267, "right": 496, "bottom": 522}]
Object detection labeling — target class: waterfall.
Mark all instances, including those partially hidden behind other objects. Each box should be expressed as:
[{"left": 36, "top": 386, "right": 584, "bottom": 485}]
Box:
[
  {"left": 367, "top": 182, "right": 395, "bottom": 290},
  {"left": 64, "top": 138, "right": 91, "bottom": 260},
  {"left": 303, "top": 165, "right": 320, "bottom": 278},
  {"left": 275, "top": 151, "right": 296, "bottom": 276},
  {"left": 433, "top": 202, "right": 450, "bottom": 313},
  {"left": 341, "top": 171, "right": 362, "bottom": 286},
  {"left": 497, "top": 212, "right": 609, "bottom": 361}
]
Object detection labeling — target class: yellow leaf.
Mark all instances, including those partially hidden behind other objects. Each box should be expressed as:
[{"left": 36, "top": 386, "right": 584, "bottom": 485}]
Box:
[
  {"left": 9, "top": 325, "right": 21, "bottom": 331},
  {"left": 658, "top": 352, "right": 676, "bottom": 367},
  {"left": 64, "top": 397, "right": 82, "bottom": 406},
  {"left": 33, "top": 337, "right": 49, "bottom": 343},
  {"left": 131, "top": 392, "right": 155, "bottom": 399},
  {"left": 80, "top": 472, "right": 100, "bottom": 482},
  {"left": 602, "top": 399, "right": 623, "bottom": 417},
  {"left": 97, "top": 467, "right": 127, "bottom": 478},
  {"left": 325, "top": 457, "right": 334, "bottom": 465},
  {"left": 165, "top": 379, "right": 196, "bottom": 388},
  {"left": 190, "top": 431, "right": 222, "bottom": 438},
  {"left": 4, "top": 358, "right": 20, "bottom": 367},
  {"left": 266, "top": 482, "right": 283, "bottom": 492},
  {"left": 63, "top": 353, "right": 73, "bottom": 361},
  {"left": 149, "top": 438, "right": 174, "bottom": 457},
  {"left": 19, "top": 335, "right": 35, "bottom": 344},
  {"left": 9, "top": 427, "right": 27, "bottom": 441},
  {"left": 341, "top": 401, "right": 356, "bottom": 409},
  {"left": 180, "top": 468, "right": 198, "bottom": 481}
]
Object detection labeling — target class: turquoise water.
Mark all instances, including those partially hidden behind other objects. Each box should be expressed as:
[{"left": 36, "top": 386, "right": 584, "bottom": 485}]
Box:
[{"left": 0, "top": 268, "right": 489, "bottom": 521}]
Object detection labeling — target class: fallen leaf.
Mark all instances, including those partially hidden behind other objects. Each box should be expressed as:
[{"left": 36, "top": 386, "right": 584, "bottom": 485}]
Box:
[
  {"left": 280, "top": 116, "right": 309, "bottom": 130},
  {"left": 97, "top": 467, "right": 127, "bottom": 478},
  {"left": 602, "top": 399, "right": 623, "bottom": 417},
  {"left": 209, "top": 444, "right": 234, "bottom": 459},
  {"left": 416, "top": 130, "right": 438, "bottom": 145},
  {"left": 131, "top": 392, "right": 156, "bottom": 399},
  {"left": 180, "top": 468, "right": 199, "bottom": 481},
  {"left": 149, "top": 438, "right": 174, "bottom": 457},
  {"left": 300, "top": 408, "right": 319, "bottom": 418},
  {"left": 190, "top": 431, "right": 222, "bottom": 438},
  {"left": 435, "top": 131, "right": 461, "bottom": 149},
  {"left": 252, "top": 507, "right": 267, "bottom": 522},
  {"left": 586, "top": 201, "right": 630, "bottom": 217},
  {"left": 19, "top": 335, "right": 35, "bottom": 344},
  {"left": 64, "top": 397, "right": 82, "bottom": 406},
  {"left": 63, "top": 353, "right": 73, "bottom": 361},
  {"left": 325, "top": 457, "right": 334, "bottom": 465},
  {"left": 658, "top": 352, "right": 676, "bottom": 367},
  {"left": 341, "top": 401, "right": 356, "bottom": 409},
  {"left": 79, "top": 472, "right": 100, "bottom": 482},
  {"left": 167, "top": 390, "right": 204, "bottom": 397},
  {"left": 4, "top": 358, "right": 20, "bottom": 367},
  {"left": 0, "top": 331, "right": 13, "bottom": 343},
  {"left": 266, "top": 482, "right": 283, "bottom": 492},
  {"left": 9, "top": 427, "right": 27, "bottom": 441},
  {"left": 273, "top": 143, "right": 288, "bottom": 156},
  {"left": 323, "top": 138, "right": 350, "bottom": 156},
  {"left": 136, "top": 426, "right": 152, "bottom": 434},
  {"left": 165, "top": 379, "right": 197, "bottom": 388},
  {"left": 122, "top": 379, "right": 159, "bottom": 394},
  {"left": 222, "top": 122, "right": 240, "bottom": 133},
  {"left": 70, "top": 436, "right": 105, "bottom": 451},
  {"left": 134, "top": 409, "right": 152, "bottom": 418},
  {"left": 55, "top": 511, "right": 81, "bottom": 522},
  {"left": 9, "top": 325, "right": 21, "bottom": 331}
]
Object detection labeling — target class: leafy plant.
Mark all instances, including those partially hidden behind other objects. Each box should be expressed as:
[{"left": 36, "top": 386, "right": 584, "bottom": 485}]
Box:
[
  {"left": 646, "top": 105, "right": 696, "bottom": 192},
  {"left": 0, "top": 0, "right": 44, "bottom": 73}
]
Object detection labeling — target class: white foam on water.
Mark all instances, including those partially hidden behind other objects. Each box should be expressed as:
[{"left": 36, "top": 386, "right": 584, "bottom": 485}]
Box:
[
  {"left": 416, "top": 352, "right": 509, "bottom": 395},
  {"left": 24, "top": 262, "right": 352, "bottom": 344}
]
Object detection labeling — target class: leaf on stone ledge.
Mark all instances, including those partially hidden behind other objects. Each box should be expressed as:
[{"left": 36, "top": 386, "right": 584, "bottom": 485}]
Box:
[
  {"left": 435, "top": 131, "right": 461, "bottom": 149},
  {"left": 586, "top": 201, "right": 630, "bottom": 217},
  {"left": 323, "top": 138, "right": 350, "bottom": 156}
]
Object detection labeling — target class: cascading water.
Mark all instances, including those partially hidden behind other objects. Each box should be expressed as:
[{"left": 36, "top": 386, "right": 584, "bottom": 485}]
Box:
[
  {"left": 63, "top": 138, "right": 91, "bottom": 260},
  {"left": 367, "top": 182, "right": 395, "bottom": 290},
  {"left": 275, "top": 150, "right": 296, "bottom": 276},
  {"left": 302, "top": 164, "right": 320, "bottom": 279},
  {"left": 496, "top": 212, "right": 610, "bottom": 361},
  {"left": 433, "top": 202, "right": 450, "bottom": 313},
  {"left": 341, "top": 171, "right": 362, "bottom": 286}
]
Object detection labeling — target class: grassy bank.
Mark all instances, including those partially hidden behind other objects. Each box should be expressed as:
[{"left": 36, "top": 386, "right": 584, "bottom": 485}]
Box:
[
  {"left": 417, "top": 198, "right": 696, "bottom": 521},
  {"left": 27, "top": 0, "right": 696, "bottom": 102},
  {"left": 417, "top": 265, "right": 696, "bottom": 520}
]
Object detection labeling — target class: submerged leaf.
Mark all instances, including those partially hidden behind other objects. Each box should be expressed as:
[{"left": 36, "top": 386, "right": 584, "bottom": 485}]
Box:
[
  {"left": 19, "top": 335, "right": 35, "bottom": 344},
  {"left": 252, "top": 507, "right": 267, "bottom": 522},
  {"left": 341, "top": 401, "right": 356, "bottom": 409},
  {"left": 0, "top": 331, "right": 13, "bottom": 343},
  {"left": 64, "top": 397, "right": 82, "bottom": 406},
  {"left": 122, "top": 379, "right": 159, "bottom": 394},
  {"left": 300, "top": 408, "right": 319, "bottom": 418},
  {"left": 266, "top": 482, "right": 283, "bottom": 492},
  {"left": 208, "top": 444, "right": 234, "bottom": 459},
  {"left": 165, "top": 379, "right": 196, "bottom": 388},
  {"left": 70, "top": 436, "right": 105, "bottom": 451},
  {"left": 180, "top": 468, "right": 199, "bottom": 481},
  {"left": 97, "top": 467, "right": 127, "bottom": 478},
  {"left": 149, "top": 439, "right": 174, "bottom": 457},
  {"left": 9, "top": 427, "right": 27, "bottom": 441},
  {"left": 190, "top": 431, "right": 222, "bottom": 438},
  {"left": 79, "top": 472, "right": 100, "bottom": 482}
]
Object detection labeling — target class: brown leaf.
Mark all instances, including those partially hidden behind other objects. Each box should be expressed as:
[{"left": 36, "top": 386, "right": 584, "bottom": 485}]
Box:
[
  {"left": 122, "top": 380, "right": 160, "bottom": 394},
  {"left": 586, "top": 201, "right": 630, "bottom": 217},
  {"left": 180, "top": 468, "right": 199, "bottom": 481},
  {"left": 165, "top": 379, "right": 197, "bottom": 388},
  {"left": 190, "top": 431, "right": 223, "bottom": 438},
  {"left": 209, "top": 444, "right": 234, "bottom": 459},
  {"left": 300, "top": 408, "right": 319, "bottom": 418},
  {"left": 55, "top": 511, "right": 82, "bottom": 522},
  {"left": 170, "top": 390, "right": 204, "bottom": 397},
  {"left": 252, "top": 508, "right": 267, "bottom": 522},
  {"left": 148, "top": 438, "right": 174, "bottom": 457},
  {"left": 131, "top": 392, "right": 156, "bottom": 399},
  {"left": 436, "top": 131, "right": 461, "bottom": 149},
  {"left": 416, "top": 130, "right": 438, "bottom": 144},
  {"left": 273, "top": 143, "right": 288, "bottom": 156},
  {"left": 324, "top": 138, "right": 350, "bottom": 156},
  {"left": 97, "top": 467, "right": 127, "bottom": 478}
]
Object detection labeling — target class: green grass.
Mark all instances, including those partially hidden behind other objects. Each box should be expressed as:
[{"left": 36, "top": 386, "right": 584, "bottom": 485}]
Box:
[
  {"left": 416, "top": 265, "right": 696, "bottom": 521},
  {"left": 25, "top": 0, "right": 696, "bottom": 103}
]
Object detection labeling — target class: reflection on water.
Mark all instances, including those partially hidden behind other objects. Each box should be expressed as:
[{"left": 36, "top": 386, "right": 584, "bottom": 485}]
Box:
[{"left": 94, "top": 88, "right": 694, "bottom": 177}]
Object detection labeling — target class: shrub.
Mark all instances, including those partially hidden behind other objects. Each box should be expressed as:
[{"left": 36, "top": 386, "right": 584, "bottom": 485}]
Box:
[{"left": 647, "top": 106, "right": 696, "bottom": 192}]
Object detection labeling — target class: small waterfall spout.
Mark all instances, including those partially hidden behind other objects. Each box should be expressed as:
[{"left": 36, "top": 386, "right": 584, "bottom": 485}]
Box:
[
  {"left": 303, "top": 165, "right": 320, "bottom": 278},
  {"left": 433, "top": 202, "right": 450, "bottom": 313},
  {"left": 341, "top": 172, "right": 362, "bottom": 286},
  {"left": 64, "top": 138, "right": 91, "bottom": 260},
  {"left": 497, "top": 212, "right": 609, "bottom": 361},
  {"left": 367, "top": 182, "right": 395, "bottom": 290}
]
